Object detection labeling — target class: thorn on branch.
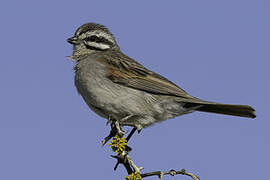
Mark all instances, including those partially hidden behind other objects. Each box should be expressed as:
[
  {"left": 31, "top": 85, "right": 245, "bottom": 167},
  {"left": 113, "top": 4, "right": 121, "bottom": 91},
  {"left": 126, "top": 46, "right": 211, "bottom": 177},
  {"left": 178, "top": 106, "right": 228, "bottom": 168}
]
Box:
[{"left": 111, "top": 154, "right": 133, "bottom": 174}]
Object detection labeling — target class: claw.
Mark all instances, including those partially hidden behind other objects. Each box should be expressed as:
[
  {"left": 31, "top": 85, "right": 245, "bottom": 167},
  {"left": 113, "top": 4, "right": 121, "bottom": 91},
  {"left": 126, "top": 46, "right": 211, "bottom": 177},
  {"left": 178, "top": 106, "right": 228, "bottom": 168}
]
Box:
[
  {"left": 101, "top": 118, "right": 126, "bottom": 146},
  {"left": 101, "top": 138, "right": 109, "bottom": 147},
  {"left": 135, "top": 125, "right": 143, "bottom": 134},
  {"left": 114, "top": 121, "right": 125, "bottom": 136},
  {"left": 102, "top": 134, "right": 114, "bottom": 146}
]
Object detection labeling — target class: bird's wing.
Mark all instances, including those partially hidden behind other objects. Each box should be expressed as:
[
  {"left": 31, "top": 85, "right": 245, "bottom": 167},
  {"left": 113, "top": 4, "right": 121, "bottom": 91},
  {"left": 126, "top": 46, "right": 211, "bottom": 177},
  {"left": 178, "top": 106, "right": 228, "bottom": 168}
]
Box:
[{"left": 97, "top": 52, "right": 194, "bottom": 99}]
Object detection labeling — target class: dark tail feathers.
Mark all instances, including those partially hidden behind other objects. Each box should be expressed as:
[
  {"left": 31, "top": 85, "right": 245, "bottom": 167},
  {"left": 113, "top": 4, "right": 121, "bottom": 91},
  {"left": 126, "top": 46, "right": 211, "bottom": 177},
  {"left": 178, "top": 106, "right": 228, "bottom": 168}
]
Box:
[{"left": 184, "top": 102, "right": 256, "bottom": 118}]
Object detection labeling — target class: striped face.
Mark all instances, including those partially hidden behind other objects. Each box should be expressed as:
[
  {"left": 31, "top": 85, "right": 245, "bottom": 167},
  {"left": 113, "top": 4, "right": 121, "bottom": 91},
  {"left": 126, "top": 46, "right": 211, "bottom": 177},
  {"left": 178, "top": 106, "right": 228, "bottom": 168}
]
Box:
[{"left": 67, "top": 23, "right": 119, "bottom": 55}]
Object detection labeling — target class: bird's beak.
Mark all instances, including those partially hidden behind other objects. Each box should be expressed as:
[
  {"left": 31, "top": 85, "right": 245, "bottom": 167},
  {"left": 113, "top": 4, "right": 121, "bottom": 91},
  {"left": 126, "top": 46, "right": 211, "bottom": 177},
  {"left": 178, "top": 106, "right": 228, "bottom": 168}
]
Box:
[{"left": 67, "top": 36, "right": 79, "bottom": 44}]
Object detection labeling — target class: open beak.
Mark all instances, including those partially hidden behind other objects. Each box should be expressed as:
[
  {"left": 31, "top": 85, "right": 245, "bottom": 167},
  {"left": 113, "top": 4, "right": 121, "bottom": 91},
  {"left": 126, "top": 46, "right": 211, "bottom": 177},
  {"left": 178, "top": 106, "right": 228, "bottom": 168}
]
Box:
[{"left": 67, "top": 36, "right": 79, "bottom": 44}]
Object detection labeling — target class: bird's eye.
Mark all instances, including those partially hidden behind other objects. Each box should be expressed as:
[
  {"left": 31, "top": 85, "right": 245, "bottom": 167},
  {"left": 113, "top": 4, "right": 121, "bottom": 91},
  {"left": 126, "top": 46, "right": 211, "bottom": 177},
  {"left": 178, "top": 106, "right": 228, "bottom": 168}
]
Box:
[
  {"left": 90, "top": 35, "right": 97, "bottom": 41},
  {"left": 95, "top": 37, "right": 102, "bottom": 43},
  {"left": 85, "top": 35, "right": 98, "bottom": 42}
]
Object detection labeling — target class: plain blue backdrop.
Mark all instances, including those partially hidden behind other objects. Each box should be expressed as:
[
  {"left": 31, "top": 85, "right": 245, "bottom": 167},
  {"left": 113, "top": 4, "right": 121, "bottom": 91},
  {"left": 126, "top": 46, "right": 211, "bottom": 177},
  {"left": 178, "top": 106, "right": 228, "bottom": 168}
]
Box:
[{"left": 0, "top": 0, "right": 269, "bottom": 180}]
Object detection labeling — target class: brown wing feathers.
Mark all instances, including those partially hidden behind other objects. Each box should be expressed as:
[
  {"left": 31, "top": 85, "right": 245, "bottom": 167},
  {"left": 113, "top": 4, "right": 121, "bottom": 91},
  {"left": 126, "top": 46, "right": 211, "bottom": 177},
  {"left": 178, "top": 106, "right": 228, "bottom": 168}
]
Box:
[{"left": 97, "top": 52, "right": 256, "bottom": 119}]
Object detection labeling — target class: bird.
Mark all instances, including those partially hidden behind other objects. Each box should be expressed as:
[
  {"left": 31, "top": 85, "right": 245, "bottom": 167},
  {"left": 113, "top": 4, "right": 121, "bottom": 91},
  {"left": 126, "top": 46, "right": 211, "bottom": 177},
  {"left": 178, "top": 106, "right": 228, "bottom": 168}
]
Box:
[{"left": 67, "top": 23, "right": 256, "bottom": 132}]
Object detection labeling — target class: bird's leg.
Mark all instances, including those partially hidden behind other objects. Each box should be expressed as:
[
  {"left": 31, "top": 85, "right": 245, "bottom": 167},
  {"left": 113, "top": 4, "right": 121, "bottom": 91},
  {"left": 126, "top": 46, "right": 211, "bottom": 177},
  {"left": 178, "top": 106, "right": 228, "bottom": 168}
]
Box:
[
  {"left": 126, "top": 127, "right": 137, "bottom": 142},
  {"left": 102, "top": 115, "right": 142, "bottom": 146},
  {"left": 119, "top": 115, "right": 143, "bottom": 133},
  {"left": 102, "top": 117, "right": 126, "bottom": 146},
  {"left": 108, "top": 116, "right": 144, "bottom": 172},
  {"left": 119, "top": 115, "right": 143, "bottom": 143}
]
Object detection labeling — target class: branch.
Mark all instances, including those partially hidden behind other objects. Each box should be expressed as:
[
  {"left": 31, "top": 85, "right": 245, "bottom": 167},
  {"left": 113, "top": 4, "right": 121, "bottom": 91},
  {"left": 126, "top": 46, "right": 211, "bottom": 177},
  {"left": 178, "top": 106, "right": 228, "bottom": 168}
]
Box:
[
  {"left": 111, "top": 151, "right": 143, "bottom": 173},
  {"left": 141, "top": 169, "right": 200, "bottom": 180},
  {"left": 110, "top": 142, "right": 200, "bottom": 180},
  {"left": 106, "top": 120, "right": 201, "bottom": 180}
]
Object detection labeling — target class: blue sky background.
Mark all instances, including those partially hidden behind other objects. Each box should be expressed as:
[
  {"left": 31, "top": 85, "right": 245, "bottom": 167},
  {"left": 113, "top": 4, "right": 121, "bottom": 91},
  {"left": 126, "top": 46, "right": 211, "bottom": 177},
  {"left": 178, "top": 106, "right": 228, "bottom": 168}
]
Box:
[{"left": 0, "top": 0, "right": 269, "bottom": 180}]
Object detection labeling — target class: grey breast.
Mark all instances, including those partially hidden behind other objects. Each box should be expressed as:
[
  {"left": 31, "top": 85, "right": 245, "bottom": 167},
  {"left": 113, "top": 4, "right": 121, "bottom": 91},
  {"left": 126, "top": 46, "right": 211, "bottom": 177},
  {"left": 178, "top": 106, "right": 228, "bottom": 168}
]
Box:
[{"left": 74, "top": 54, "right": 160, "bottom": 121}]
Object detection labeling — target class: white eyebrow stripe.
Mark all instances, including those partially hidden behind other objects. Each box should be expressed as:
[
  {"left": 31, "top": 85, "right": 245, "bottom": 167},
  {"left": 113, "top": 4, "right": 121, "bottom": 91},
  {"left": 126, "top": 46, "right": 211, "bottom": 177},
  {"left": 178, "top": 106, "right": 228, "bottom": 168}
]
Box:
[{"left": 85, "top": 41, "right": 110, "bottom": 50}]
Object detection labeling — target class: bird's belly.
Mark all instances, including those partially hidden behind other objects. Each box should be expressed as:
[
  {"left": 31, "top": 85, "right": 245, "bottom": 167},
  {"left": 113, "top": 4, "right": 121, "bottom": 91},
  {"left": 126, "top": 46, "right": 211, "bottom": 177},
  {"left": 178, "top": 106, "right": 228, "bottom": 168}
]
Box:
[{"left": 75, "top": 67, "right": 157, "bottom": 120}]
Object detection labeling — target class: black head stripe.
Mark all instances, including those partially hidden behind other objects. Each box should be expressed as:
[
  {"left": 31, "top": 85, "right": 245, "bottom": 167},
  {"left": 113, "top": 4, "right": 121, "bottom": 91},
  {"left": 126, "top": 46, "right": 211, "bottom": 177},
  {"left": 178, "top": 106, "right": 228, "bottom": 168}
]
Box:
[
  {"left": 75, "top": 23, "right": 113, "bottom": 37},
  {"left": 84, "top": 36, "right": 113, "bottom": 46}
]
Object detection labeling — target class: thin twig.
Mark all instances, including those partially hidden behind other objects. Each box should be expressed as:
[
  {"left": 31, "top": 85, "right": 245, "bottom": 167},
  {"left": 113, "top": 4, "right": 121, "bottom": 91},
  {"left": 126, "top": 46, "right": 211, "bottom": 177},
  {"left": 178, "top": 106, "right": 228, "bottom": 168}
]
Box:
[{"left": 141, "top": 169, "right": 200, "bottom": 180}]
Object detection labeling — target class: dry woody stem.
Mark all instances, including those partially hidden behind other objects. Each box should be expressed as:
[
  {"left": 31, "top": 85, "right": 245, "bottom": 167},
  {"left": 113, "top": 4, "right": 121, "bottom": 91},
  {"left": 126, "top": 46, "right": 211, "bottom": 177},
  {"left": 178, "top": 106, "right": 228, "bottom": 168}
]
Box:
[{"left": 105, "top": 120, "right": 200, "bottom": 180}]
